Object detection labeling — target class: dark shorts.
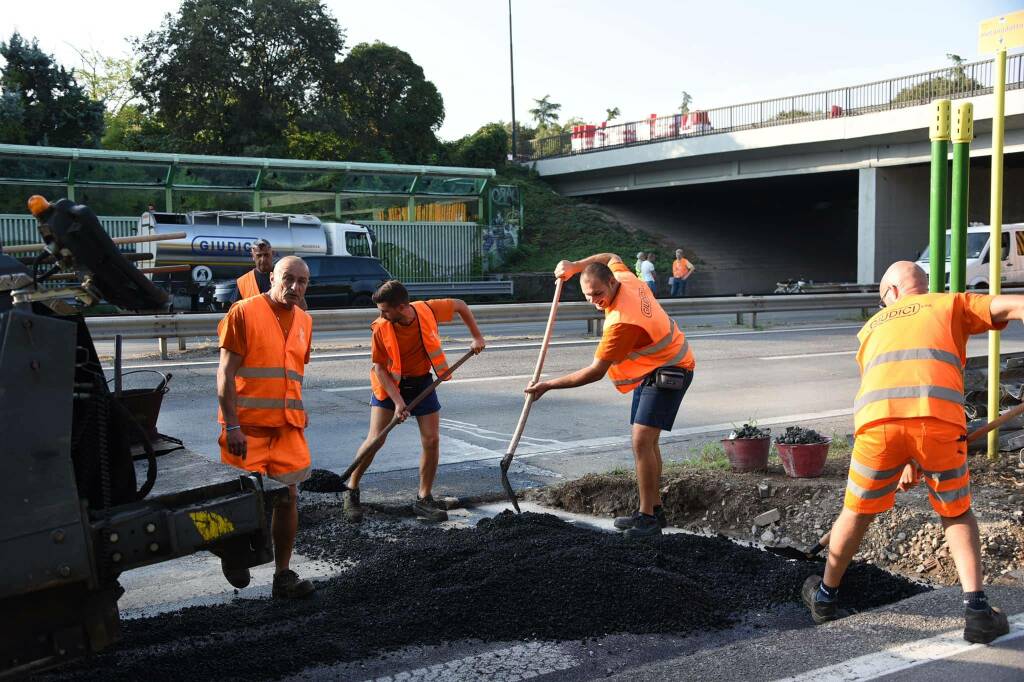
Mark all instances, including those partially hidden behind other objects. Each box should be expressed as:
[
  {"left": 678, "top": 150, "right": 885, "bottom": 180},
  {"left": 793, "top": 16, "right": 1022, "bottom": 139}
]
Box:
[
  {"left": 630, "top": 369, "right": 693, "bottom": 431},
  {"left": 370, "top": 374, "right": 441, "bottom": 417}
]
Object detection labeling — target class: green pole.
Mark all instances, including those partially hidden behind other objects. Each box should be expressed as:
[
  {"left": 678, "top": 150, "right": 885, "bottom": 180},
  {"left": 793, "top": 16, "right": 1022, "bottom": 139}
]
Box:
[
  {"left": 928, "top": 100, "right": 950, "bottom": 293},
  {"left": 949, "top": 102, "right": 973, "bottom": 293}
]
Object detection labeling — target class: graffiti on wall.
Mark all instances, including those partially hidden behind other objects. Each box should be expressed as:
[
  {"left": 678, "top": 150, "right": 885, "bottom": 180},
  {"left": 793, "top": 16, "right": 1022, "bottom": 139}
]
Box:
[{"left": 484, "top": 184, "right": 521, "bottom": 267}]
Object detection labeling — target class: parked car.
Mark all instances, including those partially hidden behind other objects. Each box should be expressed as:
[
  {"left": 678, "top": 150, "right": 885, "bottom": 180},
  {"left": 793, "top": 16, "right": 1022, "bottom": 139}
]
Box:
[
  {"left": 212, "top": 255, "right": 391, "bottom": 310},
  {"left": 916, "top": 223, "right": 1024, "bottom": 289}
]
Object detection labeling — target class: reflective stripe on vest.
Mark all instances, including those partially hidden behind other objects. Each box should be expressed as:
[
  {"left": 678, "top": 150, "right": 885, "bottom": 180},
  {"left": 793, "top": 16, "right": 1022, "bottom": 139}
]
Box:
[
  {"left": 853, "top": 385, "right": 964, "bottom": 413},
  {"left": 222, "top": 295, "right": 310, "bottom": 428},
  {"left": 861, "top": 347, "right": 962, "bottom": 373},
  {"left": 603, "top": 270, "right": 694, "bottom": 393},
  {"left": 370, "top": 300, "right": 450, "bottom": 400}
]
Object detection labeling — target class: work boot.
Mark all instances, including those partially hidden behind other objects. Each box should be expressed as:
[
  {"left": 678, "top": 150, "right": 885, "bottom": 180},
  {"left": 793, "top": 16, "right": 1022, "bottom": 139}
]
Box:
[
  {"left": 221, "top": 563, "right": 251, "bottom": 589},
  {"left": 412, "top": 495, "right": 449, "bottom": 523},
  {"left": 964, "top": 605, "right": 1010, "bottom": 644},
  {"left": 801, "top": 575, "right": 850, "bottom": 625},
  {"left": 623, "top": 513, "right": 662, "bottom": 539},
  {"left": 614, "top": 507, "right": 668, "bottom": 531},
  {"left": 272, "top": 569, "right": 314, "bottom": 599},
  {"left": 343, "top": 488, "right": 363, "bottom": 523}
]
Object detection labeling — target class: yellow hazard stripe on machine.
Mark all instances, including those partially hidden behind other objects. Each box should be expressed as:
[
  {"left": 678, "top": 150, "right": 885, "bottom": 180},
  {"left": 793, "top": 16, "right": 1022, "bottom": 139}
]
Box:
[{"left": 189, "top": 511, "right": 236, "bottom": 542}]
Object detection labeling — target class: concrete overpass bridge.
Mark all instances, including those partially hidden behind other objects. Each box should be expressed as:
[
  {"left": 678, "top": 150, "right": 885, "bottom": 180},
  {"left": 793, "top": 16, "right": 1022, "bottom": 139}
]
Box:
[{"left": 528, "top": 57, "right": 1024, "bottom": 293}]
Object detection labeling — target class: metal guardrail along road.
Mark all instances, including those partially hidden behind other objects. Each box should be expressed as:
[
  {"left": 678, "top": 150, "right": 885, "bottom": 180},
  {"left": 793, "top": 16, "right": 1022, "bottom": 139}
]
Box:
[{"left": 405, "top": 280, "right": 514, "bottom": 297}]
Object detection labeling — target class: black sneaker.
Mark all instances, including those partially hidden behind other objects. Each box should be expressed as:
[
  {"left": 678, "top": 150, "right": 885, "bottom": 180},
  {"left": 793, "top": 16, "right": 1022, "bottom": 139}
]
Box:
[
  {"left": 801, "top": 575, "right": 850, "bottom": 625},
  {"left": 964, "top": 605, "right": 1010, "bottom": 644},
  {"left": 272, "top": 569, "right": 314, "bottom": 599},
  {"left": 615, "top": 508, "right": 668, "bottom": 530},
  {"left": 412, "top": 495, "right": 449, "bottom": 523},
  {"left": 623, "top": 513, "right": 663, "bottom": 538},
  {"left": 221, "top": 563, "right": 251, "bottom": 589},
  {"left": 343, "top": 488, "right": 363, "bottom": 523}
]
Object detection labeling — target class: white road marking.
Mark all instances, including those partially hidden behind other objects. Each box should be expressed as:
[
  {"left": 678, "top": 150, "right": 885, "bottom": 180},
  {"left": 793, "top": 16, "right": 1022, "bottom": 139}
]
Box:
[
  {"left": 359, "top": 641, "right": 579, "bottom": 682},
  {"left": 774, "top": 612, "right": 1024, "bottom": 681},
  {"left": 760, "top": 350, "right": 857, "bottom": 361},
  {"left": 322, "top": 373, "right": 544, "bottom": 393}
]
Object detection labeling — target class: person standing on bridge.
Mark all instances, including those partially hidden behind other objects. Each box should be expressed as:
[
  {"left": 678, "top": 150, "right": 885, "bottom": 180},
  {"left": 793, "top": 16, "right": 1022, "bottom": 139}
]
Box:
[
  {"left": 343, "top": 280, "right": 486, "bottom": 524},
  {"left": 237, "top": 238, "right": 307, "bottom": 309},
  {"left": 803, "top": 260, "right": 1020, "bottom": 644},
  {"left": 670, "top": 249, "right": 695, "bottom": 297},
  {"left": 525, "top": 253, "right": 695, "bottom": 538},
  {"left": 217, "top": 255, "right": 315, "bottom": 599}
]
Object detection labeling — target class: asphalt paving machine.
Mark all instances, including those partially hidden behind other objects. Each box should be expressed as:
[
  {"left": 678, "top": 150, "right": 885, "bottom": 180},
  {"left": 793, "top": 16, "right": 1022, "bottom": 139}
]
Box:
[{"left": 0, "top": 197, "right": 282, "bottom": 678}]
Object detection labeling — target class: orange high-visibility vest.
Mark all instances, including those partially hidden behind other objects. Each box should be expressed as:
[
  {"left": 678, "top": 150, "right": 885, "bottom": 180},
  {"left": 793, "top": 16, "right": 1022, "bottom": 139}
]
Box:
[
  {"left": 604, "top": 268, "right": 695, "bottom": 393},
  {"left": 370, "top": 301, "right": 450, "bottom": 400},
  {"left": 854, "top": 293, "right": 969, "bottom": 433},
  {"left": 237, "top": 270, "right": 261, "bottom": 299},
  {"left": 218, "top": 295, "right": 311, "bottom": 428}
]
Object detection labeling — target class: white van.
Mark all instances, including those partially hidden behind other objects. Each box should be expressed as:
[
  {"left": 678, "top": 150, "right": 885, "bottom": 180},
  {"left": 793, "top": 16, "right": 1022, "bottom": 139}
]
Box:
[{"left": 916, "top": 223, "right": 1024, "bottom": 289}]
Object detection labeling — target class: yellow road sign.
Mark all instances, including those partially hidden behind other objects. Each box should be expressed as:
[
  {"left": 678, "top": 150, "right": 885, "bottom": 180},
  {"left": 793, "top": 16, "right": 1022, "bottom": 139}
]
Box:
[{"left": 980, "top": 10, "right": 1024, "bottom": 53}]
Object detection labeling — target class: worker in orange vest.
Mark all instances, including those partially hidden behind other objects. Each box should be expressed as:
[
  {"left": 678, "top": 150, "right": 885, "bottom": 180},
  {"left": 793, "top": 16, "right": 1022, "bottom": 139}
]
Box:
[
  {"left": 236, "top": 238, "right": 307, "bottom": 309},
  {"left": 526, "top": 253, "right": 695, "bottom": 538},
  {"left": 803, "top": 260, "right": 1023, "bottom": 644},
  {"left": 216, "top": 255, "right": 315, "bottom": 599},
  {"left": 343, "top": 280, "right": 486, "bottom": 523},
  {"left": 670, "top": 248, "right": 695, "bottom": 297}
]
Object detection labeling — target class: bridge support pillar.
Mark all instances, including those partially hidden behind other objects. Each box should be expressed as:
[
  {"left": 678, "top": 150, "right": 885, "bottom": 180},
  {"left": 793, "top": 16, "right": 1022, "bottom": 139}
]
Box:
[{"left": 857, "top": 166, "right": 930, "bottom": 284}]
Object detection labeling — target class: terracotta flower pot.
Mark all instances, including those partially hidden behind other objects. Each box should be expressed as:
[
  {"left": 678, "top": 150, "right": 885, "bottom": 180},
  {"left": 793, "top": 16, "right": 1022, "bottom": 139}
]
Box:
[
  {"left": 721, "top": 437, "right": 770, "bottom": 473},
  {"left": 776, "top": 440, "right": 830, "bottom": 478}
]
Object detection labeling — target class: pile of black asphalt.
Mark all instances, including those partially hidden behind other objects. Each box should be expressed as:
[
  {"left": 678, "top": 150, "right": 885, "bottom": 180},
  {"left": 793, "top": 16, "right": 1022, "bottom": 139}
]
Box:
[
  {"left": 50, "top": 510, "right": 928, "bottom": 681},
  {"left": 298, "top": 467, "right": 348, "bottom": 493}
]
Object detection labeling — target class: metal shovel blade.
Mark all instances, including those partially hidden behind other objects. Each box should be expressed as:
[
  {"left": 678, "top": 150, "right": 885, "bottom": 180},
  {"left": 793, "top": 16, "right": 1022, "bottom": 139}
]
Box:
[{"left": 499, "top": 452, "right": 521, "bottom": 513}]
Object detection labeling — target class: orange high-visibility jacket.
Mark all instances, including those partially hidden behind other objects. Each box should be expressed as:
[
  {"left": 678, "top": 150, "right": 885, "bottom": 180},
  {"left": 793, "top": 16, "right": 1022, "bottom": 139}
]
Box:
[
  {"left": 236, "top": 270, "right": 261, "bottom": 300},
  {"left": 219, "top": 295, "right": 311, "bottom": 428},
  {"left": 604, "top": 267, "right": 695, "bottom": 393},
  {"left": 370, "top": 301, "right": 450, "bottom": 400},
  {"left": 854, "top": 293, "right": 971, "bottom": 433}
]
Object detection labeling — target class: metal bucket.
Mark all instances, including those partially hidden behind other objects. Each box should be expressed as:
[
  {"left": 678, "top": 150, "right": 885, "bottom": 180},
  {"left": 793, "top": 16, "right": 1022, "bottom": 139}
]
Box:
[
  {"left": 109, "top": 370, "right": 171, "bottom": 444},
  {"left": 721, "top": 438, "right": 770, "bottom": 472}
]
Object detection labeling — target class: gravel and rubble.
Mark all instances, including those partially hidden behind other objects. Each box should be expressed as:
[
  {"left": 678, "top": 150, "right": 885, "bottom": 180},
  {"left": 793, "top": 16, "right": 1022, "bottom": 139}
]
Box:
[{"left": 532, "top": 451, "right": 1024, "bottom": 585}]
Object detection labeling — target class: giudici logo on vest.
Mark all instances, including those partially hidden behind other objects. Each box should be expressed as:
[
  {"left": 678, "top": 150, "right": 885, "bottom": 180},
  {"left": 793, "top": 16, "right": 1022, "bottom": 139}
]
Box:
[
  {"left": 637, "top": 283, "right": 653, "bottom": 318},
  {"left": 870, "top": 303, "right": 921, "bottom": 329}
]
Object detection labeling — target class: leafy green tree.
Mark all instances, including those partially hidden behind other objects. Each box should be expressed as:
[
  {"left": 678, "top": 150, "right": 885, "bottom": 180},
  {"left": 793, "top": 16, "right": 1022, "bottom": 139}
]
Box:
[
  {"left": 445, "top": 122, "right": 508, "bottom": 168},
  {"left": 101, "top": 103, "right": 169, "bottom": 151},
  {"left": 329, "top": 41, "right": 444, "bottom": 164},
  {"left": 891, "top": 53, "right": 982, "bottom": 105},
  {"left": 70, "top": 45, "right": 137, "bottom": 115},
  {"left": 529, "top": 95, "right": 561, "bottom": 128},
  {"left": 605, "top": 106, "right": 620, "bottom": 123},
  {"left": 679, "top": 91, "right": 692, "bottom": 114},
  {"left": 0, "top": 32, "right": 104, "bottom": 146},
  {"left": 132, "top": 0, "right": 345, "bottom": 156}
]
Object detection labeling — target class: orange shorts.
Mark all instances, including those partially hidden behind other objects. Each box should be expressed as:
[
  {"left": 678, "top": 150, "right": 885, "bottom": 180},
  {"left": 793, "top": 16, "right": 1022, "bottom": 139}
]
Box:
[
  {"left": 845, "top": 418, "right": 971, "bottom": 518},
  {"left": 219, "top": 424, "right": 311, "bottom": 486}
]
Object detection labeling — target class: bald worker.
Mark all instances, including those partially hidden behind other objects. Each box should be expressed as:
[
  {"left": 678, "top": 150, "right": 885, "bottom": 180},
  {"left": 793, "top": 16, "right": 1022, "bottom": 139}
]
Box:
[
  {"left": 217, "top": 256, "right": 315, "bottom": 599},
  {"left": 803, "top": 261, "right": 1024, "bottom": 644}
]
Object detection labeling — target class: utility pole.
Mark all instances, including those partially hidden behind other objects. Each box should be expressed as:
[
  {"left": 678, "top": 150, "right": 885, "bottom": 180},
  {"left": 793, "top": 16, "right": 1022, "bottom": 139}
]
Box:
[{"left": 508, "top": 0, "right": 517, "bottom": 160}]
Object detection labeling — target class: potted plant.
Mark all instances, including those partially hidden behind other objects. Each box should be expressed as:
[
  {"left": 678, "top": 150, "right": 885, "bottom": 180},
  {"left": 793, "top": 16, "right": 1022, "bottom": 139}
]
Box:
[
  {"left": 721, "top": 422, "right": 771, "bottom": 472},
  {"left": 775, "top": 426, "right": 831, "bottom": 478}
]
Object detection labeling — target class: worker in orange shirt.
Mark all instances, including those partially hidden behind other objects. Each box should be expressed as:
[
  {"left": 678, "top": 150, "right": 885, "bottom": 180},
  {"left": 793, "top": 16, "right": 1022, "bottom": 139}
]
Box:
[
  {"left": 217, "top": 255, "right": 315, "bottom": 599},
  {"left": 803, "top": 260, "right": 1023, "bottom": 644},
  {"left": 525, "top": 253, "right": 695, "bottom": 538},
  {"left": 670, "top": 248, "right": 695, "bottom": 297},
  {"left": 343, "top": 280, "right": 486, "bottom": 523},
  {"left": 236, "top": 238, "right": 307, "bottom": 309}
]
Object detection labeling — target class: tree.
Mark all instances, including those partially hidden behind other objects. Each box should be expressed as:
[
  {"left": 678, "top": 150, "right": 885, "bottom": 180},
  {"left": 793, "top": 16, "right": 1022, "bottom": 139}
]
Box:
[
  {"left": 604, "top": 107, "right": 620, "bottom": 123},
  {"left": 0, "top": 32, "right": 104, "bottom": 147},
  {"left": 329, "top": 41, "right": 445, "bottom": 164},
  {"left": 679, "top": 91, "right": 692, "bottom": 114},
  {"left": 131, "top": 0, "right": 345, "bottom": 156},
  {"left": 69, "top": 45, "right": 137, "bottom": 115},
  {"left": 445, "top": 122, "right": 508, "bottom": 169},
  {"left": 891, "top": 53, "right": 982, "bottom": 105},
  {"left": 529, "top": 95, "right": 561, "bottom": 128}
]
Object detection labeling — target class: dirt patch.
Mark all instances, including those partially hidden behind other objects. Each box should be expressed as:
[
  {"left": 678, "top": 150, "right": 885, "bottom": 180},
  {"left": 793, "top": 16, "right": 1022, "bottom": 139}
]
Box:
[
  {"left": 531, "top": 453, "right": 1024, "bottom": 585},
  {"left": 49, "top": 508, "right": 925, "bottom": 681}
]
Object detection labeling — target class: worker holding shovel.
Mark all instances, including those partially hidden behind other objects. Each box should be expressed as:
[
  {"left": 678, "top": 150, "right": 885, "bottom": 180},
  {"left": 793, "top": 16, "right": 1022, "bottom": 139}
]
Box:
[
  {"left": 343, "top": 280, "right": 486, "bottom": 523},
  {"left": 525, "top": 253, "right": 695, "bottom": 538},
  {"left": 804, "top": 260, "right": 1024, "bottom": 644}
]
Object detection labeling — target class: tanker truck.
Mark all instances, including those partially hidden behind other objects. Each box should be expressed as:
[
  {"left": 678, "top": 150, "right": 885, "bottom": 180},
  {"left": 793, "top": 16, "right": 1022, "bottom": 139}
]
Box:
[{"left": 137, "top": 210, "right": 374, "bottom": 311}]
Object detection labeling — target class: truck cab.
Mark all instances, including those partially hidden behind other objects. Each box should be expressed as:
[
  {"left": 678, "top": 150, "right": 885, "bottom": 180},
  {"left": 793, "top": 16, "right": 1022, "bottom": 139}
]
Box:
[{"left": 916, "top": 223, "right": 1024, "bottom": 289}]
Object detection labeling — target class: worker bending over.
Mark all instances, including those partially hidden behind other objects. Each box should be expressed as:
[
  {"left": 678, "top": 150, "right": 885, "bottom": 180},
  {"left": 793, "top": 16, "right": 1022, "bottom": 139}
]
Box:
[
  {"left": 804, "top": 260, "right": 1023, "bottom": 644},
  {"left": 526, "top": 253, "right": 695, "bottom": 538},
  {"left": 217, "top": 256, "right": 315, "bottom": 599},
  {"left": 343, "top": 280, "right": 486, "bottom": 523}
]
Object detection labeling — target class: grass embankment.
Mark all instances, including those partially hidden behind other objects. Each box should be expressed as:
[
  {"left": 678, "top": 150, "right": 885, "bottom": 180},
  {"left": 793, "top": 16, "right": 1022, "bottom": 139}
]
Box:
[{"left": 495, "top": 167, "right": 671, "bottom": 272}]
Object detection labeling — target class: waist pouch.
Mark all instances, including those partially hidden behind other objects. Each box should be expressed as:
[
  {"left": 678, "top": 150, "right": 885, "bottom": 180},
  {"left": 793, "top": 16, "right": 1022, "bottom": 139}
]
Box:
[{"left": 653, "top": 366, "right": 691, "bottom": 390}]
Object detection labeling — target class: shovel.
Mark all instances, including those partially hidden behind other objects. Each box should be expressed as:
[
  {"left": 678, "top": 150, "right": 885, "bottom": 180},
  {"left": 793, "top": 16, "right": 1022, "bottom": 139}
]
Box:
[
  {"left": 765, "top": 401, "right": 1024, "bottom": 560},
  {"left": 500, "top": 278, "right": 564, "bottom": 512},
  {"left": 336, "top": 349, "right": 477, "bottom": 490}
]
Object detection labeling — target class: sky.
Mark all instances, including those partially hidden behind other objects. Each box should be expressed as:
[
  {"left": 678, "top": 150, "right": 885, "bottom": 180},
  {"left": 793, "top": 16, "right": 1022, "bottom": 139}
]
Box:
[{"left": 2, "top": 0, "right": 1020, "bottom": 141}]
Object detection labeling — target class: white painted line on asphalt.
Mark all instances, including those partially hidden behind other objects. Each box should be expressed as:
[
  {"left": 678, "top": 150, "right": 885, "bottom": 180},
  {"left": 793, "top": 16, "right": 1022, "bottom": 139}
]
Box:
[
  {"left": 760, "top": 350, "right": 857, "bottom": 361},
  {"left": 321, "top": 373, "right": 544, "bottom": 393},
  {"left": 774, "top": 612, "right": 1024, "bottom": 681},
  {"left": 357, "top": 641, "right": 578, "bottom": 682}
]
